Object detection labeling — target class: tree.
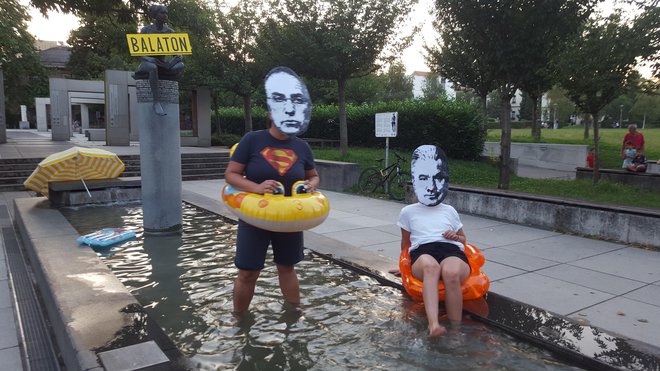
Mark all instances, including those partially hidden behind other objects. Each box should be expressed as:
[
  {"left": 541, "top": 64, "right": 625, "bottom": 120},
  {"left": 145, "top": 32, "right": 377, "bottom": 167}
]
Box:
[
  {"left": 556, "top": 13, "right": 656, "bottom": 183},
  {"left": 256, "top": 0, "right": 416, "bottom": 156},
  {"left": 421, "top": 74, "right": 445, "bottom": 100},
  {"left": 210, "top": 0, "right": 268, "bottom": 134},
  {"left": 67, "top": 9, "right": 138, "bottom": 79},
  {"left": 0, "top": 0, "right": 48, "bottom": 126},
  {"left": 383, "top": 61, "right": 413, "bottom": 102},
  {"left": 517, "top": 93, "right": 533, "bottom": 121},
  {"left": 429, "top": 0, "right": 597, "bottom": 189}
]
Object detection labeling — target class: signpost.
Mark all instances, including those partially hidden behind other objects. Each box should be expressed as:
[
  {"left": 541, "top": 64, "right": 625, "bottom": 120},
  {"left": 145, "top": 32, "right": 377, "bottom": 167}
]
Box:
[
  {"left": 126, "top": 33, "right": 192, "bottom": 56},
  {"left": 375, "top": 112, "right": 398, "bottom": 192}
]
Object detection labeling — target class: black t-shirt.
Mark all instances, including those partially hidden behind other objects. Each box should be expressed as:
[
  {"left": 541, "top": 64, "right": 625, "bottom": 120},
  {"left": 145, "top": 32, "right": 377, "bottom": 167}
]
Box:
[{"left": 231, "top": 130, "right": 315, "bottom": 196}]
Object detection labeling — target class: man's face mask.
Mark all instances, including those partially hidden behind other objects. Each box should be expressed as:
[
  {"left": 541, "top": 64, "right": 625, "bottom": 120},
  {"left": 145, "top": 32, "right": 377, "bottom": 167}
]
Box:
[
  {"left": 411, "top": 145, "right": 449, "bottom": 206},
  {"left": 264, "top": 67, "right": 312, "bottom": 137}
]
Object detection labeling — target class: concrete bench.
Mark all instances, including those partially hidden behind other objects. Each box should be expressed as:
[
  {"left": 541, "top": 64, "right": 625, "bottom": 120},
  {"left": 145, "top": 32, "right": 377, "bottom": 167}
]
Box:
[
  {"left": 48, "top": 177, "right": 142, "bottom": 207},
  {"left": 483, "top": 142, "right": 587, "bottom": 172},
  {"left": 84, "top": 128, "right": 106, "bottom": 141},
  {"left": 575, "top": 167, "right": 660, "bottom": 192},
  {"left": 315, "top": 159, "right": 360, "bottom": 192}
]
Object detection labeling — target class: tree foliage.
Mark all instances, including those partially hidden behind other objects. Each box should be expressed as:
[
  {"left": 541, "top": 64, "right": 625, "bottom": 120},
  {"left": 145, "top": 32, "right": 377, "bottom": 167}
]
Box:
[
  {"left": 256, "top": 0, "right": 416, "bottom": 155},
  {"left": 556, "top": 12, "right": 657, "bottom": 182},
  {"left": 1, "top": 0, "right": 48, "bottom": 124},
  {"left": 209, "top": 0, "right": 268, "bottom": 133},
  {"left": 66, "top": 8, "right": 138, "bottom": 79},
  {"left": 428, "top": 0, "right": 597, "bottom": 189}
]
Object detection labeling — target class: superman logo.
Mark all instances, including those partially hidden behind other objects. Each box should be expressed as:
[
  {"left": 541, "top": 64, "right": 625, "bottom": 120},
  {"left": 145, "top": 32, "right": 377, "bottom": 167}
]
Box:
[{"left": 261, "top": 147, "right": 298, "bottom": 176}]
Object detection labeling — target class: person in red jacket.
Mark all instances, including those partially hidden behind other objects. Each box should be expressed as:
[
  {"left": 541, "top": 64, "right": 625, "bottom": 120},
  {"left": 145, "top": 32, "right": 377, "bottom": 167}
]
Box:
[
  {"left": 586, "top": 147, "right": 595, "bottom": 168},
  {"left": 621, "top": 124, "right": 645, "bottom": 159}
]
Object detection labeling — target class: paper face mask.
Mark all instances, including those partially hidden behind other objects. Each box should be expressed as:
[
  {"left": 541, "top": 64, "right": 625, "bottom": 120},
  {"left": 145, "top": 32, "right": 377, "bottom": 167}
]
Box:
[
  {"left": 411, "top": 145, "right": 449, "bottom": 206},
  {"left": 264, "top": 67, "right": 312, "bottom": 137}
]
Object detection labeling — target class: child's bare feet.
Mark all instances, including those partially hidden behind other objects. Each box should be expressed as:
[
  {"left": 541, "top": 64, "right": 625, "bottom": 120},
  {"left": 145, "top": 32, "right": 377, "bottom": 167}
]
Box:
[{"left": 428, "top": 323, "right": 447, "bottom": 337}]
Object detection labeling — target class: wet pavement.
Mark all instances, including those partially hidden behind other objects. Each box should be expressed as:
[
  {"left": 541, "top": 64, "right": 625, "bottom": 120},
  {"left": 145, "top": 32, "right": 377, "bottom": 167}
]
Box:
[{"left": 1, "top": 129, "right": 659, "bottom": 369}]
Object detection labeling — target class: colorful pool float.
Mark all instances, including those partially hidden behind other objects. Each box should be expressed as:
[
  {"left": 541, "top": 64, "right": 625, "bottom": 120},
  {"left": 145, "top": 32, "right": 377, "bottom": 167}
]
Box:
[
  {"left": 221, "top": 181, "right": 330, "bottom": 232},
  {"left": 77, "top": 228, "right": 136, "bottom": 247},
  {"left": 399, "top": 243, "right": 489, "bottom": 301}
]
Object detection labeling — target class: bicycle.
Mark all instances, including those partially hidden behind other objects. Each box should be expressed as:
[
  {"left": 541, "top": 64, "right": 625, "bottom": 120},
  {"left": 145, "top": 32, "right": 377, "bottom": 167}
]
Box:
[{"left": 358, "top": 151, "right": 412, "bottom": 201}]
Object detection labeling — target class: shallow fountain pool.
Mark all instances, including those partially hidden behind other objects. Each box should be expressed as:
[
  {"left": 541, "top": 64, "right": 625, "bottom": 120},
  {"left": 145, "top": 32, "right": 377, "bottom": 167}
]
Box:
[{"left": 62, "top": 202, "right": 583, "bottom": 370}]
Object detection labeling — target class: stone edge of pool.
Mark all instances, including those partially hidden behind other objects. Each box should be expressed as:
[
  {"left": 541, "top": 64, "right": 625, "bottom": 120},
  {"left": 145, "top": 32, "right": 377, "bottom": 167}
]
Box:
[
  {"left": 13, "top": 195, "right": 660, "bottom": 371},
  {"left": 13, "top": 197, "right": 189, "bottom": 371}
]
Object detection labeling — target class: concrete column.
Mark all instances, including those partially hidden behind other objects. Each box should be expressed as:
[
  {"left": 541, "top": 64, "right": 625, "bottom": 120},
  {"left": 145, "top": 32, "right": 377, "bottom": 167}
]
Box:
[
  {"left": 49, "top": 78, "right": 70, "bottom": 141},
  {"left": 196, "top": 87, "right": 211, "bottom": 147},
  {"left": 19, "top": 105, "right": 29, "bottom": 129},
  {"left": 137, "top": 79, "right": 182, "bottom": 233},
  {"left": 80, "top": 104, "right": 89, "bottom": 130},
  {"left": 105, "top": 70, "right": 132, "bottom": 146},
  {"left": 128, "top": 86, "right": 139, "bottom": 141},
  {"left": 35, "top": 98, "right": 49, "bottom": 131},
  {"left": 0, "top": 70, "right": 6, "bottom": 143}
]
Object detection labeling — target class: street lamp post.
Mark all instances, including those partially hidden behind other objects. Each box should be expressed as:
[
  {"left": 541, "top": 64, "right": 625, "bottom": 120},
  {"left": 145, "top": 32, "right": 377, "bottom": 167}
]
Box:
[
  {"left": 619, "top": 104, "right": 623, "bottom": 128},
  {"left": 553, "top": 104, "right": 557, "bottom": 129}
]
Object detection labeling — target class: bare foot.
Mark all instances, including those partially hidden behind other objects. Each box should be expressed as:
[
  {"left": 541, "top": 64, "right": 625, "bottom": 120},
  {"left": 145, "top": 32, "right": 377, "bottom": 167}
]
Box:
[
  {"left": 428, "top": 324, "right": 447, "bottom": 337},
  {"left": 388, "top": 268, "right": 401, "bottom": 277},
  {"left": 153, "top": 102, "right": 166, "bottom": 116}
]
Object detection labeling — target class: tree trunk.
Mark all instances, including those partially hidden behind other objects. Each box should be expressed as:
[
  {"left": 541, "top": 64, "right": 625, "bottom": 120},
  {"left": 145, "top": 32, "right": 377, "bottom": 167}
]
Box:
[
  {"left": 583, "top": 114, "right": 590, "bottom": 139},
  {"left": 212, "top": 94, "right": 221, "bottom": 137},
  {"left": 531, "top": 95, "right": 540, "bottom": 142},
  {"left": 498, "top": 89, "right": 512, "bottom": 190},
  {"left": 243, "top": 95, "right": 253, "bottom": 133},
  {"left": 591, "top": 111, "right": 600, "bottom": 184},
  {"left": 338, "top": 78, "right": 348, "bottom": 157},
  {"left": 480, "top": 94, "right": 488, "bottom": 126}
]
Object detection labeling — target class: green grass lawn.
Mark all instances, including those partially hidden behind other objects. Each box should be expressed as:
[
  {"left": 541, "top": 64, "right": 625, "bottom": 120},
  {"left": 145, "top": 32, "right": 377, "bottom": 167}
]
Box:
[{"left": 313, "top": 143, "right": 660, "bottom": 209}]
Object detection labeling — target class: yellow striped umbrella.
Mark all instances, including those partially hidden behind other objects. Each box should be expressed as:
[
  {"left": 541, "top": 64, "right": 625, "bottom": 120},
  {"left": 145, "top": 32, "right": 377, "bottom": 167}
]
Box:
[{"left": 24, "top": 147, "right": 125, "bottom": 196}]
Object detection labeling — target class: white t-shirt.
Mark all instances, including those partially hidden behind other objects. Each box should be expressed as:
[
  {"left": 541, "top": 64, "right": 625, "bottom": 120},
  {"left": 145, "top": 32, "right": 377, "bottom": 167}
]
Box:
[{"left": 397, "top": 202, "right": 464, "bottom": 252}]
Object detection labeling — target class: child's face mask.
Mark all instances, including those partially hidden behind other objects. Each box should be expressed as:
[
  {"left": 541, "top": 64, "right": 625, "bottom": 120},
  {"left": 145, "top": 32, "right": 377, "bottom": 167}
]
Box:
[{"left": 411, "top": 145, "right": 449, "bottom": 207}]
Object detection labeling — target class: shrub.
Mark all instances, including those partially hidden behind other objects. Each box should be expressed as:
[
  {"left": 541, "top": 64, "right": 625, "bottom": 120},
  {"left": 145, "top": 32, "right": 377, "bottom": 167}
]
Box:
[
  {"left": 214, "top": 97, "right": 486, "bottom": 160},
  {"left": 211, "top": 133, "right": 242, "bottom": 147}
]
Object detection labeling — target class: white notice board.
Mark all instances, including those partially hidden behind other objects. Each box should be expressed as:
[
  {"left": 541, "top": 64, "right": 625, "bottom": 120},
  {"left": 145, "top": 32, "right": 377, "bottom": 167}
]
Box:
[{"left": 375, "top": 112, "right": 398, "bottom": 137}]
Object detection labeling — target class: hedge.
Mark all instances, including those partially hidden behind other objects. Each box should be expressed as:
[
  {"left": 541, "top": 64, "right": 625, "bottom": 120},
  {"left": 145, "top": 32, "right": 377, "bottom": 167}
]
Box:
[{"left": 214, "top": 98, "right": 486, "bottom": 160}]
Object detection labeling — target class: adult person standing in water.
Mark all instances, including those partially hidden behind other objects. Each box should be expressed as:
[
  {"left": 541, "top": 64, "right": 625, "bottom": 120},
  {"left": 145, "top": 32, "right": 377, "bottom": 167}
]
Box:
[
  {"left": 224, "top": 67, "right": 319, "bottom": 318},
  {"left": 397, "top": 145, "right": 471, "bottom": 337},
  {"left": 133, "top": 4, "right": 184, "bottom": 116}
]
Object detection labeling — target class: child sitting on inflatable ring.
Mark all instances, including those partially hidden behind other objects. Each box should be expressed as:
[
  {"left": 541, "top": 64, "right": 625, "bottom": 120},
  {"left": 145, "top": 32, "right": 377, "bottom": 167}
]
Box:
[{"left": 391, "top": 145, "right": 471, "bottom": 337}]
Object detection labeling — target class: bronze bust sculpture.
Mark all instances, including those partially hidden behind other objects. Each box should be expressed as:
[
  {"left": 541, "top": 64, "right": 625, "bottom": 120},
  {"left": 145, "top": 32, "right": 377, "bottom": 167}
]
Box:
[{"left": 133, "top": 4, "right": 184, "bottom": 116}]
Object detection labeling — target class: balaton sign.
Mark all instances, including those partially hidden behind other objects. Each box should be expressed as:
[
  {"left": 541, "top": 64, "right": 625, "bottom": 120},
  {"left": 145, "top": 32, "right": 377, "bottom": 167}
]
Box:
[{"left": 126, "top": 33, "right": 192, "bottom": 56}]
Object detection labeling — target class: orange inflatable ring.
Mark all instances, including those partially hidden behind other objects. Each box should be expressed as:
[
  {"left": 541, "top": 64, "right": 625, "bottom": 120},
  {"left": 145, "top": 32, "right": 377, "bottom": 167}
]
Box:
[
  {"left": 399, "top": 243, "right": 489, "bottom": 301},
  {"left": 221, "top": 181, "right": 330, "bottom": 232}
]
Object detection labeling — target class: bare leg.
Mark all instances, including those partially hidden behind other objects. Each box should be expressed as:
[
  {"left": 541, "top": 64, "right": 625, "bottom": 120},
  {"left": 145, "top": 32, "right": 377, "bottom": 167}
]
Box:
[
  {"left": 276, "top": 264, "right": 301, "bottom": 309},
  {"left": 440, "top": 257, "right": 471, "bottom": 324},
  {"left": 412, "top": 255, "right": 446, "bottom": 337},
  {"left": 148, "top": 66, "right": 166, "bottom": 116},
  {"left": 233, "top": 269, "right": 260, "bottom": 317}
]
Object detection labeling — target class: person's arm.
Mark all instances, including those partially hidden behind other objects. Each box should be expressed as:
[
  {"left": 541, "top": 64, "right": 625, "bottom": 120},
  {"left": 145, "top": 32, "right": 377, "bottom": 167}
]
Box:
[
  {"left": 389, "top": 228, "right": 411, "bottom": 277},
  {"left": 401, "top": 228, "right": 411, "bottom": 251},
  {"left": 442, "top": 228, "right": 466, "bottom": 245},
  {"left": 224, "top": 160, "right": 279, "bottom": 195},
  {"left": 304, "top": 168, "right": 320, "bottom": 193}
]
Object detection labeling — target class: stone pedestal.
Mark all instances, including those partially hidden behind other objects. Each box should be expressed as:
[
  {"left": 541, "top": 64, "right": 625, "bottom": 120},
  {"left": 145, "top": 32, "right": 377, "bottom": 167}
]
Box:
[
  {"left": 0, "top": 70, "right": 5, "bottom": 143},
  {"left": 137, "top": 79, "right": 182, "bottom": 233}
]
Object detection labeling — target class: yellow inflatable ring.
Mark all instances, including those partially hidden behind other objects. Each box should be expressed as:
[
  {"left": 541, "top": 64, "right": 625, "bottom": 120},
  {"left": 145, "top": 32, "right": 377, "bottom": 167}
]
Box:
[
  {"left": 221, "top": 181, "right": 330, "bottom": 232},
  {"left": 399, "top": 243, "right": 489, "bottom": 301}
]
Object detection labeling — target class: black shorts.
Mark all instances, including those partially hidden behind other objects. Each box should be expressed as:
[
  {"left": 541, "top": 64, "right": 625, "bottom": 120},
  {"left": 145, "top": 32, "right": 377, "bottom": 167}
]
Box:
[
  {"left": 410, "top": 242, "right": 470, "bottom": 269},
  {"left": 235, "top": 220, "right": 304, "bottom": 271}
]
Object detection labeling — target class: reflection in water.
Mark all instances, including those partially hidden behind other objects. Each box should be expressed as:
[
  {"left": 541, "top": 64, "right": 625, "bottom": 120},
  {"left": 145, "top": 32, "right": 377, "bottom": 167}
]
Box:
[{"left": 63, "top": 203, "right": 584, "bottom": 370}]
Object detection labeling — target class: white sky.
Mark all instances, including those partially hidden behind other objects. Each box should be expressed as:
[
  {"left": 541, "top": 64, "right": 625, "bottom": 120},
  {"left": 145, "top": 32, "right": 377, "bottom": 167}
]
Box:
[{"left": 21, "top": 0, "right": 645, "bottom": 75}]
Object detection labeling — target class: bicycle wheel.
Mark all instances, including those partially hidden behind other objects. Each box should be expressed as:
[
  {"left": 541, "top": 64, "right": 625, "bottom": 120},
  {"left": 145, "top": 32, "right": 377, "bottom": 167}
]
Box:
[
  {"left": 358, "top": 168, "right": 382, "bottom": 193},
  {"left": 388, "top": 172, "right": 412, "bottom": 201}
]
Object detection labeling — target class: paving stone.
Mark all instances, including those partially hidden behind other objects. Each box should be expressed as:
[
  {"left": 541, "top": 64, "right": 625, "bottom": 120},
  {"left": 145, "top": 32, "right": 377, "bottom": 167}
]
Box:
[
  {"left": 323, "top": 228, "right": 399, "bottom": 247},
  {"left": 467, "top": 223, "right": 560, "bottom": 248},
  {"left": 0, "top": 308, "right": 18, "bottom": 349},
  {"left": 537, "top": 264, "right": 646, "bottom": 295},
  {"left": 500, "top": 234, "right": 624, "bottom": 263},
  {"left": 490, "top": 272, "right": 613, "bottom": 316},
  {"left": 623, "top": 284, "right": 660, "bottom": 307},
  {"left": 483, "top": 247, "right": 559, "bottom": 271},
  {"left": 98, "top": 341, "right": 169, "bottom": 371},
  {"left": 0, "top": 279, "right": 11, "bottom": 309},
  {"left": 571, "top": 247, "right": 660, "bottom": 283},
  {"left": 0, "top": 347, "right": 23, "bottom": 371}
]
